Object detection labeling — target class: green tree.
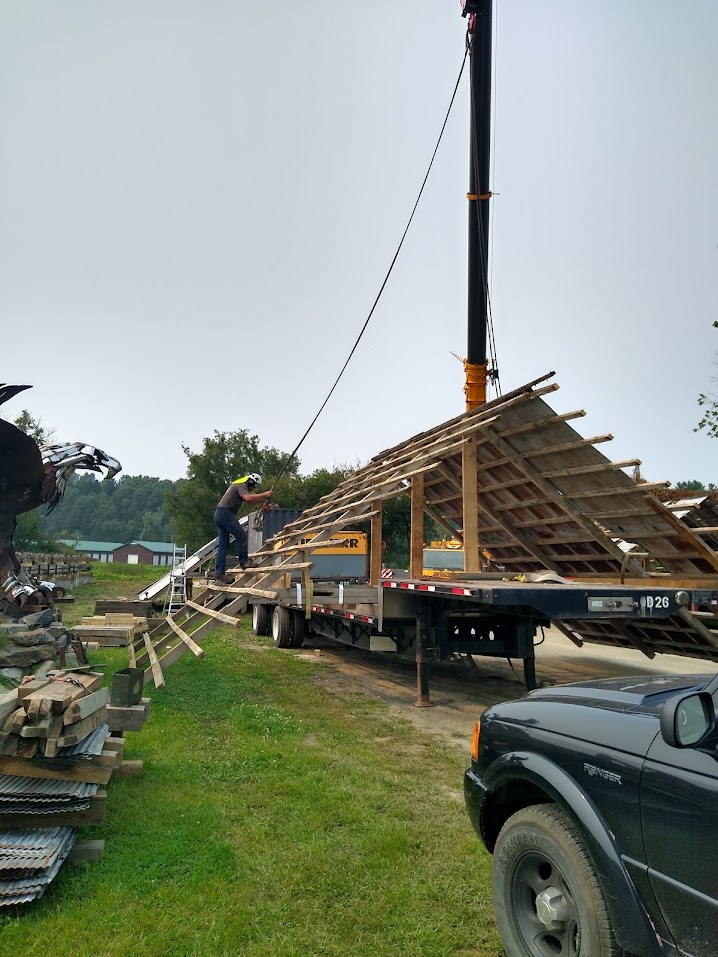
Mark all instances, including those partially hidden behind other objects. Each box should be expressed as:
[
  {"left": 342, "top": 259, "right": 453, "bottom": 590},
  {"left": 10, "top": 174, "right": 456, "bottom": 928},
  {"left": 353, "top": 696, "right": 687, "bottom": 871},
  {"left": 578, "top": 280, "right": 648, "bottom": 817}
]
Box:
[
  {"left": 696, "top": 320, "right": 718, "bottom": 438},
  {"left": 165, "top": 430, "right": 299, "bottom": 550},
  {"left": 12, "top": 410, "right": 55, "bottom": 444},
  {"left": 12, "top": 411, "right": 60, "bottom": 551},
  {"left": 675, "top": 480, "right": 707, "bottom": 492}
]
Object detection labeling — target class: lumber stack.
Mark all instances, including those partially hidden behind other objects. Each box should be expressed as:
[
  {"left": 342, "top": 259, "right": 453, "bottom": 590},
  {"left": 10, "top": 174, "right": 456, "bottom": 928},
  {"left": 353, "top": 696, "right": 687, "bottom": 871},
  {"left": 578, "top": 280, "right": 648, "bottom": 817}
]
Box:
[
  {"left": 0, "top": 669, "right": 154, "bottom": 905},
  {"left": 73, "top": 613, "right": 148, "bottom": 647},
  {"left": 0, "top": 673, "right": 108, "bottom": 758}
]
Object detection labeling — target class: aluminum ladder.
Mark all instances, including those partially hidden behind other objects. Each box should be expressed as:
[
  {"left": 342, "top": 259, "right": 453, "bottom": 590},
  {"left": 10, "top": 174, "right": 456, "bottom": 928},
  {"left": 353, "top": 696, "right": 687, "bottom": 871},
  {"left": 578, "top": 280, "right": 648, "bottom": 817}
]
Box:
[{"left": 163, "top": 543, "right": 188, "bottom": 615}]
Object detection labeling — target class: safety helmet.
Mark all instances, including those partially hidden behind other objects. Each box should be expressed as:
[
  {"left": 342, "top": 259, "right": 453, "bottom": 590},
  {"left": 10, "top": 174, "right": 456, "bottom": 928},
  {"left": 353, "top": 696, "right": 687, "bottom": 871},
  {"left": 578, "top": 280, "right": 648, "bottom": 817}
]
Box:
[{"left": 248, "top": 472, "right": 262, "bottom": 488}]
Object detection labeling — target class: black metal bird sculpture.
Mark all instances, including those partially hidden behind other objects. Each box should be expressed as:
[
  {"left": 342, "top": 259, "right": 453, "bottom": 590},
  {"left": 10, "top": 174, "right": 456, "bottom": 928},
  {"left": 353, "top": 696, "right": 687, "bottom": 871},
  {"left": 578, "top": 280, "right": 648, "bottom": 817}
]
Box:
[{"left": 0, "top": 384, "right": 121, "bottom": 613}]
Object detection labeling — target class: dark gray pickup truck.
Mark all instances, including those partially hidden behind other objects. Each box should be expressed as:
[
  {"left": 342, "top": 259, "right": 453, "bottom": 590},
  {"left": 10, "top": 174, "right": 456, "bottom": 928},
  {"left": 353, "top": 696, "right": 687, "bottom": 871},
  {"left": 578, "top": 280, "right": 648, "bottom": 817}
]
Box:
[{"left": 464, "top": 672, "right": 718, "bottom": 957}]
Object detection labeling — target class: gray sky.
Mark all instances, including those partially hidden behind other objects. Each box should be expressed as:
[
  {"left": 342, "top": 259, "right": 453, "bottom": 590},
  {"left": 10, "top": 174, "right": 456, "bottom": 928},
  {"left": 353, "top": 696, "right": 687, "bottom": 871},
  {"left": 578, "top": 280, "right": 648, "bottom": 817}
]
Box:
[{"left": 1, "top": 1, "right": 716, "bottom": 487}]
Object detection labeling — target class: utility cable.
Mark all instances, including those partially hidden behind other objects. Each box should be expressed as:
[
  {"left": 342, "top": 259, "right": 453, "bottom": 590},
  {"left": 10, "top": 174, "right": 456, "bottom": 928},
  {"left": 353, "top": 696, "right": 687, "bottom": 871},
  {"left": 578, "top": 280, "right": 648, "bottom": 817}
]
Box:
[{"left": 271, "top": 47, "right": 470, "bottom": 490}]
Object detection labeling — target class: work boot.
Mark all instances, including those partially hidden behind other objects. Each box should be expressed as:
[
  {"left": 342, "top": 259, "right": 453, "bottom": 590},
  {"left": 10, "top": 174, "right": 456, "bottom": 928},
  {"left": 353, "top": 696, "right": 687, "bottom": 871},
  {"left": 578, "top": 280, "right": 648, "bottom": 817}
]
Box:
[
  {"left": 214, "top": 572, "right": 230, "bottom": 583},
  {"left": 240, "top": 558, "right": 255, "bottom": 571}
]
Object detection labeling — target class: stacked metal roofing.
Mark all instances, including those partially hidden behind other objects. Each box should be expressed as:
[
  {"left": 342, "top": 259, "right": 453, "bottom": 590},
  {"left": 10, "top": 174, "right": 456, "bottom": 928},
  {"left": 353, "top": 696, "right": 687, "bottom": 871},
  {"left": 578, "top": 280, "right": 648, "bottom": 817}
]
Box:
[
  {"left": 0, "top": 721, "right": 105, "bottom": 904},
  {"left": 0, "top": 827, "right": 77, "bottom": 906},
  {"left": 0, "top": 776, "right": 98, "bottom": 814}
]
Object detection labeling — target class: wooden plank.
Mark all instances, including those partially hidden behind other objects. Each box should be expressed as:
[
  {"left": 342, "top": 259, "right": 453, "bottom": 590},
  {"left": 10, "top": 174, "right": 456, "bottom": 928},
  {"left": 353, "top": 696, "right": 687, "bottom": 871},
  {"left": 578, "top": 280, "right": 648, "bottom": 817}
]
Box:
[
  {"left": 73, "top": 626, "right": 133, "bottom": 639},
  {"left": 63, "top": 688, "right": 110, "bottom": 724},
  {"left": 186, "top": 599, "right": 241, "bottom": 626},
  {"left": 0, "top": 790, "right": 106, "bottom": 828},
  {"left": 106, "top": 698, "right": 151, "bottom": 733},
  {"left": 20, "top": 715, "right": 63, "bottom": 739},
  {"left": 142, "top": 631, "right": 165, "bottom": 689},
  {"left": 542, "top": 458, "right": 641, "bottom": 479},
  {"left": 462, "top": 435, "right": 480, "bottom": 573},
  {"left": 410, "top": 475, "right": 425, "bottom": 580},
  {"left": 525, "top": 434, "right": 614, "bottom": 458},
  {"left": 0, "top": 753, "right": 112, "bottom": 784},
  {"left": 205, "top": 583, "right": 279, "bottom": 599},
  {"left": 103, "top": 736, "right": 126, "bottom": 755},
  {"left": 227, "top": 562, "right": 311, "bottom": 574},
  {"left": 563, "top": 482, "right": 669, "bottom": 499},
  {"left": 54, "top": 707, "right": 107, "bottom": 748},
  {"left": 256, "top": 539, "right": 345, "bottom": 555},
  {"left": 67, "top": 840, "right": 105, "bottom": 863},
  {"left": 15, "top": 678, "right": 52, "bottom": 704},
  {"left": 3, "top": 708, "right": 27, "bottom": 733},
  {"left": 116, "top": 759, "right": 144, "bottom": 778},
  {"left": 165, "top": 613, "right": 206, "bottom": 657},
  {"left": 0, "top": 689, "right": 19, "bottom": 725}
]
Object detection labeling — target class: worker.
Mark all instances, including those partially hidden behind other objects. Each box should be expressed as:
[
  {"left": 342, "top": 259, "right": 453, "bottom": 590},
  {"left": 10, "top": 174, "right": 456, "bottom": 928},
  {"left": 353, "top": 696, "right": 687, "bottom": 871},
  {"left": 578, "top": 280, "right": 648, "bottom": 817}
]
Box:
[{"left": 213, "top": 473, "right": 272, "bottom": 581}]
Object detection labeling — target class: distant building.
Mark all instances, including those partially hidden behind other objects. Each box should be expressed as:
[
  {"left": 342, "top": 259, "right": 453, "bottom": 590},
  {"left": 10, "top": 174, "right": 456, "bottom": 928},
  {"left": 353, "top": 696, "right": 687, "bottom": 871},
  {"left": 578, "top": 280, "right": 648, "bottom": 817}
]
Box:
[
  {"left": 112, "top": 541, "right": 176, "bottom": 566},
  {"left": 59, "top": 539, "right": 177, "bottom": 566},
  {"left": 58, "top": 540, "right": 122, "bottom": 563}
]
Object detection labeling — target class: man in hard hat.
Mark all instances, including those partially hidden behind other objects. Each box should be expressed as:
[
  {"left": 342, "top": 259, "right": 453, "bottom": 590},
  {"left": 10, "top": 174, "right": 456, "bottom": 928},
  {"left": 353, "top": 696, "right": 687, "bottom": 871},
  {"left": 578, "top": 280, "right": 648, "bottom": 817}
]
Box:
[{"left": 213, "top": 473, "right": 272, "bottom": 582}]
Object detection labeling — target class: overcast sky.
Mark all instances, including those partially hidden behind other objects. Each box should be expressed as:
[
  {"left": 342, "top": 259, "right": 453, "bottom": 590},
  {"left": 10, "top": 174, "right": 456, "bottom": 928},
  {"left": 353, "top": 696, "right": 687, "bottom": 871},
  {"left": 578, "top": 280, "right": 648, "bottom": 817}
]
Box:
[{"left": 1, "top": 1, "right": 716, "bottom": 488}]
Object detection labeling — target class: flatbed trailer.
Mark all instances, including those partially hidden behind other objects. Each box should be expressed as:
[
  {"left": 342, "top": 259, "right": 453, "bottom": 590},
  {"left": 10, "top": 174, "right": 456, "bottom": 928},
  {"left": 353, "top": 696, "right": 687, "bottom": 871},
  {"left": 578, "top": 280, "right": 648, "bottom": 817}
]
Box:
[{"left": 249, "top": 577, "right": 715, "bottom": 697}]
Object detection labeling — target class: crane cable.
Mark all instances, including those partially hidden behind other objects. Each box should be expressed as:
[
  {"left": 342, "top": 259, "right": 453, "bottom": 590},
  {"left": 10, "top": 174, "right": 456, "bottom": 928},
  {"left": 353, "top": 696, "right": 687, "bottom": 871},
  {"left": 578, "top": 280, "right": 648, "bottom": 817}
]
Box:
[{"left": 271, "top": 46, "right": 470, "bottom": 491}]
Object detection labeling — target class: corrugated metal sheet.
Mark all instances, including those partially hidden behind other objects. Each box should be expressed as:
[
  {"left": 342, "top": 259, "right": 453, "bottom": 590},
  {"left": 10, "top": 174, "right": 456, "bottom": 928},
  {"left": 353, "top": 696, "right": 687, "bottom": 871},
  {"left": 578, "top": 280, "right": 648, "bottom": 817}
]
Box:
[
  {"left": 0, "top": 827, "right": 77, "bottom": 906},
  {"left": 0, "top": 776, "right": 96, "bottom": 798},
  {"left": 57, "top": 723, "right": 109, "bottom": 759}
]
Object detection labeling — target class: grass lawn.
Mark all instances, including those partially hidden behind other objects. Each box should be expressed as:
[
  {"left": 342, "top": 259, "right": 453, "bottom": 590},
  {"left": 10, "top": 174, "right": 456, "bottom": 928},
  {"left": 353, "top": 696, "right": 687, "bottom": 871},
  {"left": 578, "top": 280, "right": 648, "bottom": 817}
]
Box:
[{"left": 0, "top": 565, "right": 501, "bottom": 957}]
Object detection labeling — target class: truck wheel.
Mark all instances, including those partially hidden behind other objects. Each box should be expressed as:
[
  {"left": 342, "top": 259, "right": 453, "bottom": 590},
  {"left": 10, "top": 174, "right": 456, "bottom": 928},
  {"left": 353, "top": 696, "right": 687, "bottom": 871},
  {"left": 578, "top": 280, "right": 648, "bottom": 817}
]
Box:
[
  {"left": 492, "top": 804, "right": 619, "bottom": 957},
  {"left": 291, "top": 611, "right": 305, "bottom": 648},
  {"left": 272, "top": 606, "right": 293, "bottom": 648},
  {"left": 252, "top": 603, "right": 271, "bottom": 636}
]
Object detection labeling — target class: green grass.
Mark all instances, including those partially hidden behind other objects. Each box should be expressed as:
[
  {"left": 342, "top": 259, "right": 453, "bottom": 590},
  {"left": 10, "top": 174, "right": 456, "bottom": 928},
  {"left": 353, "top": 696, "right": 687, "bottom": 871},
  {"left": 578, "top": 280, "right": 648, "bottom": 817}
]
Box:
[{"left": 1, "top": 567, "right": 501, "bottom": 957}]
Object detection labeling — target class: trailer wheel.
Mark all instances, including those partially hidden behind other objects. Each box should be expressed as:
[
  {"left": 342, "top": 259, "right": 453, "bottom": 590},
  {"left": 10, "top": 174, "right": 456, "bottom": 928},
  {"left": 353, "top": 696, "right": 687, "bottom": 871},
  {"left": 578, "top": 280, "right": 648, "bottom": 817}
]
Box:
[
  {"left": 252, "top": 603, "right": 272, "bottom": 636},
  {"left": 272, "top": 606, "right": 293, "bottom": 648},
  {"left": 291, "top": 611, "right": 305, "bottom": 648}
]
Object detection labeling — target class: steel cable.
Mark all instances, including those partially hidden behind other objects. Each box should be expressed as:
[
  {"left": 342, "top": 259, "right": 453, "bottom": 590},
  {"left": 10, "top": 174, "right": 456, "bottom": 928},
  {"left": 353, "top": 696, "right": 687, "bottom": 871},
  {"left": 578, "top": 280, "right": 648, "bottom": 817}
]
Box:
[{"left": 272, "top": 47, "right": 470, "bottom": 490}]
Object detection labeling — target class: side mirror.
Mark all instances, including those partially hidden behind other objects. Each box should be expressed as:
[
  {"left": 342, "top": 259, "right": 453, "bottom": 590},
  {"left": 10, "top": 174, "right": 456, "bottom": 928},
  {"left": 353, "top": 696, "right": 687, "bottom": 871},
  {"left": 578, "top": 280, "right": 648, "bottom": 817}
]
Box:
[{"left": 660, "top": 691, "right": 714, "bottom": 748}]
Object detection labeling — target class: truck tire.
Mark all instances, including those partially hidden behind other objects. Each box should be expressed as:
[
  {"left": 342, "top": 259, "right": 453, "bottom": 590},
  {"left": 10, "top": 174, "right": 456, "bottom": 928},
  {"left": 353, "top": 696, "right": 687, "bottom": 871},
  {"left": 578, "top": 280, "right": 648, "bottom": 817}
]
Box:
[
  {"left": 492, "top": 804, "right": 620, "bottom": 957},
  {"left": 291, "top": 611, "right": 305, "bottom": 648},
  {"left": 272, "top": 606, "right": 293, "bottom": 648},
  {"left": 252, "top": 603, "right": 271, "bottom": 636}
]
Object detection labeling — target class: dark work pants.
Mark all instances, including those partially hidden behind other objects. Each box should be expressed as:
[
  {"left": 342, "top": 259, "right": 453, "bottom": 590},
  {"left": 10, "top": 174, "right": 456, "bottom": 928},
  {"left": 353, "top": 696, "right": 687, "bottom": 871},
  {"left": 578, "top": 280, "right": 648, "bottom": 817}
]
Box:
[{"left": 213, "top": 507, "right": 248, "bottom": 573}]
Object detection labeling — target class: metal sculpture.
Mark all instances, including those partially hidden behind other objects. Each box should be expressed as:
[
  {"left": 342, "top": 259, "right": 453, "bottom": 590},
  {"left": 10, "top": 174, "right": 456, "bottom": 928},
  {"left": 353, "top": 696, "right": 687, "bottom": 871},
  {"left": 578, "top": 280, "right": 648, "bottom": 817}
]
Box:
[{"left": 0, "top": 384, "right": 121, "bottom": 612}]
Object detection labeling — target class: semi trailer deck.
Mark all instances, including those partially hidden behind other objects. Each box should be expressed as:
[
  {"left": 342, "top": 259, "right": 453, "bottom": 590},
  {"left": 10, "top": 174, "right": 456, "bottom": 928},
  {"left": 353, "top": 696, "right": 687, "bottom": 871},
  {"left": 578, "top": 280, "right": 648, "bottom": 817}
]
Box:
[{"left": 248, "top": 576, "right": 716, "bottom": 695}]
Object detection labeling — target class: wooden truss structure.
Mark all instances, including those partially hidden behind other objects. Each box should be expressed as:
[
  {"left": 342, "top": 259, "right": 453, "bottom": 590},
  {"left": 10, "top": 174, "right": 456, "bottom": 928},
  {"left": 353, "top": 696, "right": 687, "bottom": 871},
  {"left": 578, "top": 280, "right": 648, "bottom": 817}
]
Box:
[{"left": 137, "top": 373, "right": 718, "bottom": 684}]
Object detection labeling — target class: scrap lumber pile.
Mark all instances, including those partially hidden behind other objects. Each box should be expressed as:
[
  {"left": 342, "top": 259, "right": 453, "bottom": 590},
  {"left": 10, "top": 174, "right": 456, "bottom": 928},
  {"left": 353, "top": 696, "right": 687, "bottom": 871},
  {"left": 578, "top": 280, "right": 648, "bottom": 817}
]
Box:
[
  {"left": 73, "top": 613, "right": 148, "bottom": 647},
  {"left": 0, "top": 672, "right": 109, "bottom": 759},
  {"left": 0, "top": 672, "right": 117, "bottom": 905}
]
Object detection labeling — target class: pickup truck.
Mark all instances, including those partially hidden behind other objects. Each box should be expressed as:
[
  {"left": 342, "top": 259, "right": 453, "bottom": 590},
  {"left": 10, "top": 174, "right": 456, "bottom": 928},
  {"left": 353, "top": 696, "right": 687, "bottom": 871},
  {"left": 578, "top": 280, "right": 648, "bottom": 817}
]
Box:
[{"left": 464, "top": 672, "right": 718, "bottom": 957}]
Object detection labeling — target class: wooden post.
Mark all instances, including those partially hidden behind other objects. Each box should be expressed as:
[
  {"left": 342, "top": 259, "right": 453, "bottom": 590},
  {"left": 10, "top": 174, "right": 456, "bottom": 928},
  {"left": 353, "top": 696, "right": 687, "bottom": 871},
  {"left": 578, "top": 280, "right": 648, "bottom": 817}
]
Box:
[
  {"left": 414, "top": 604, "right": 434, "bottom": 708},
  {"left": 370, "top": 500, "right": 383, "bottom": 586},
  {"left": 462, "top": 434, "right": 480, "bottom": 573},
  {"left": 410, "top": 474, "right": 425, "bottom": 580}
]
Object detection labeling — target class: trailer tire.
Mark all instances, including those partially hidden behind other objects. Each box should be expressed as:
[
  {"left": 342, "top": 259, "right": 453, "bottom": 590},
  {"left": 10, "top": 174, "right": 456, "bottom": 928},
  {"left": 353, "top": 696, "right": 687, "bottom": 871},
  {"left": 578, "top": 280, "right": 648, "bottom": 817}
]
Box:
[
  {"left": 272, "top": 606, "right": 293, "bottom": 648},
  {"left": 252, "top": 603, "right": 272, "bottom": 636},
  {"left": 291, "top": 611, "right": 305, "bottom": 648}
]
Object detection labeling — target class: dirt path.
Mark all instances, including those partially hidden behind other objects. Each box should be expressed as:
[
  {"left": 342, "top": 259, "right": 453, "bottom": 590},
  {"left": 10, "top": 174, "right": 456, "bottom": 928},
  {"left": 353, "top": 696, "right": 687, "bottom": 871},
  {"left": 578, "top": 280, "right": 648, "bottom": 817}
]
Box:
[{"left": 295, "top": 628, "right": 716, "bottom": 752}]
